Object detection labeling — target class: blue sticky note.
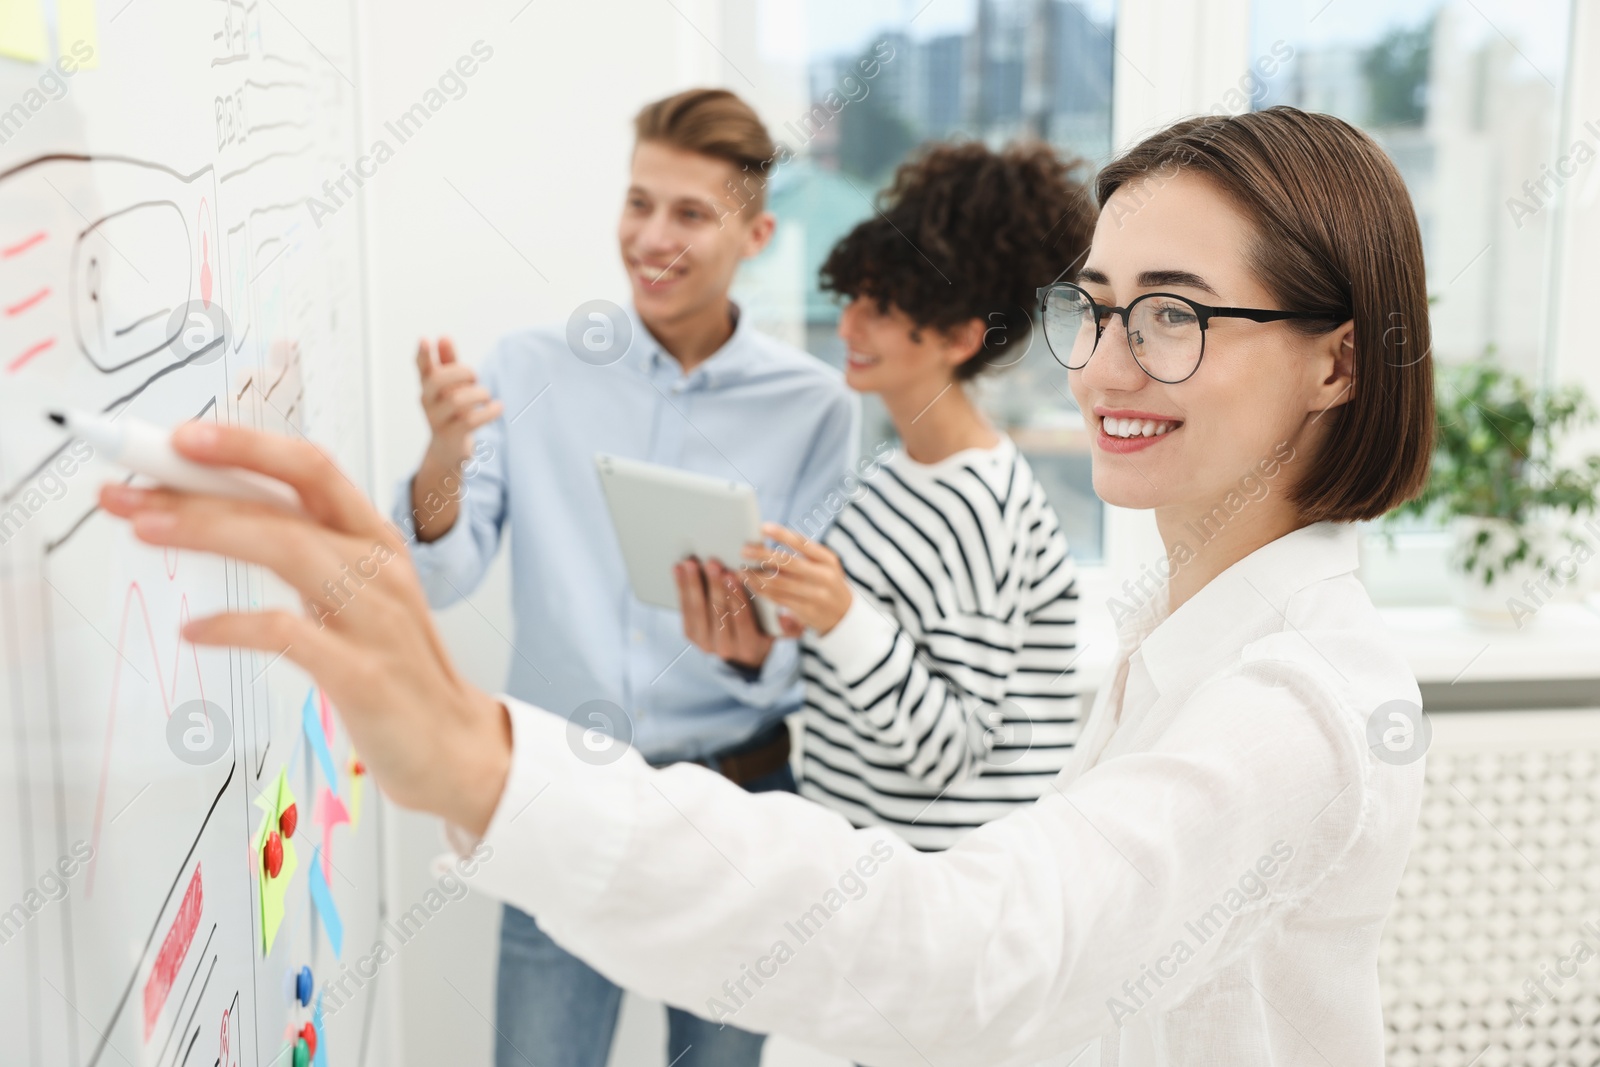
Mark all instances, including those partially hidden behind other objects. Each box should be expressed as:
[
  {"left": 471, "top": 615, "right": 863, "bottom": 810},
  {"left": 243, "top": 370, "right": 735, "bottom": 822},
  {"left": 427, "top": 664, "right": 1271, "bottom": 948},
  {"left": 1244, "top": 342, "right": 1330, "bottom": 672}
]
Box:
[
  {"left": 302, "top": 688, "right": 339, "bottom": 797},
  {"left": 313, "top": 989, "right": 329, "bottom": 1067},
  {"left": 308, "top": 851, "right": 343, "bottom": 957}
]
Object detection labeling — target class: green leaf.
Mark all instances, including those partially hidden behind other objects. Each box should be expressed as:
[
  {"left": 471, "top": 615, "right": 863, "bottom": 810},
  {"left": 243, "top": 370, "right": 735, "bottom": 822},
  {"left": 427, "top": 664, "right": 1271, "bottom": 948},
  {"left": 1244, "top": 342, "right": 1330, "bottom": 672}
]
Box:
[{"left": 1383, "top": 350, "right": 1600, "bottom": 582}]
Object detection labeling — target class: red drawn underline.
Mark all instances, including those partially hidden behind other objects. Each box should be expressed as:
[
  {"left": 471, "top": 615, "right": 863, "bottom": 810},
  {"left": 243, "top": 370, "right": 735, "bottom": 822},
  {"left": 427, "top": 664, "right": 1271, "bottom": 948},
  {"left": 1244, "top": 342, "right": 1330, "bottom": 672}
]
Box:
[
  {"left": 6, "top": 337, "right": 54, "bottom": 373},
  {"left": 6, "top": 285, "right": 50, "bottom": 316}
]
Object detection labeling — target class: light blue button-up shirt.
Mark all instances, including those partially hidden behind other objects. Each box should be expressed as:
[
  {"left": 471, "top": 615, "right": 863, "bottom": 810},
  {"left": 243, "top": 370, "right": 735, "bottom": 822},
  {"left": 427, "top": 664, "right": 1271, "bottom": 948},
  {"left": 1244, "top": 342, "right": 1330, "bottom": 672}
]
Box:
[{"left": 392, "top": 307, "right": 859, "bottom": 763}]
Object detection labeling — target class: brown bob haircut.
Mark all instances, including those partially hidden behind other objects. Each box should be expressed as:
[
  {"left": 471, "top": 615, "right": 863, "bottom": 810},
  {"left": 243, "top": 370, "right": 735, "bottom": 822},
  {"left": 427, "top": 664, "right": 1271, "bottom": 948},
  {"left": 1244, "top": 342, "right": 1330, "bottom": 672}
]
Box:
[
  {"left": 1096, "top": 107, "right": 1435, "bottom": 524},
  {"left": 634, "top": 88, "right": 777, "bottom": 213}
]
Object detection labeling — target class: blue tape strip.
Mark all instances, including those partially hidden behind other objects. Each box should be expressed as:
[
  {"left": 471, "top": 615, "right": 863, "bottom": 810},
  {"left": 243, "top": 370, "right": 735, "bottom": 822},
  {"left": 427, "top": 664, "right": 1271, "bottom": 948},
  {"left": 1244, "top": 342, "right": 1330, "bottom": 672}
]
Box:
[
  {"left": 308, "top": 851, "right": 343, "bottom": 957},
  {"left": 302, "top": 688, "right": 339, "bottom": 797}
]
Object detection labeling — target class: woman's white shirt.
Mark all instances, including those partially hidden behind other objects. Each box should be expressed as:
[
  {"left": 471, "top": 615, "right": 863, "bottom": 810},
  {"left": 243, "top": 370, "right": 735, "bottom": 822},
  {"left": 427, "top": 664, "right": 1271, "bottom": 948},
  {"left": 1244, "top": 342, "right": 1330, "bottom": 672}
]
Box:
[{"left": 450, "top": 522, "right": 1424, "bottom": 1066}]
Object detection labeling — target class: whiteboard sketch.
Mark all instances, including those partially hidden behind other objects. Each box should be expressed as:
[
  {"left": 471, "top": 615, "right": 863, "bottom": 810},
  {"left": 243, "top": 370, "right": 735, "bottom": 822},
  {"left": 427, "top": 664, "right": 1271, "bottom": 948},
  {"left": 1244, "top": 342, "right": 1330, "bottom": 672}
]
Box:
[{"left": 0, "top": 2, "right": 385, "bottom": 1064}]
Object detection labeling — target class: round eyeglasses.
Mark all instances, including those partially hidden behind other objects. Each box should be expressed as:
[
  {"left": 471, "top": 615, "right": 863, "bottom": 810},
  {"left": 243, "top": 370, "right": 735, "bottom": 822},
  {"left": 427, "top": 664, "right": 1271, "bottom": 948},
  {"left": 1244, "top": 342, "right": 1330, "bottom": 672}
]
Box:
[{"left": 1036, "top": 281, "right": 1340, "bottom": 384}]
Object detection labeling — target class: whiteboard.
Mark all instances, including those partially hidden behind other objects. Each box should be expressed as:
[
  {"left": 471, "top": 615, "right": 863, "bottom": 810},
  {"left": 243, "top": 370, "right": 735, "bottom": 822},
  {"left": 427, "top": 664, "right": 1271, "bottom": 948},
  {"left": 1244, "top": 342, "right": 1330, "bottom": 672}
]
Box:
[{"left": 0, "top": 1, "right": 388, "bottom": 1065}]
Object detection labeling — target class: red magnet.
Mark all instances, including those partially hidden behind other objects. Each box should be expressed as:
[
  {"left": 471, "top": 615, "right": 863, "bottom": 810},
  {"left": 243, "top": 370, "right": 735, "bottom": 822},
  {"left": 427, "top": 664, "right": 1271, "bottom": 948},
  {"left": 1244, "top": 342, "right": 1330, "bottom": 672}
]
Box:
[
  {"left": 279, "top": 802, "right": 298, "bottom": 838},
  {"left": 263, "top": 830, "right": 283, "bottom": 878},
  {"left": 300, "top": 1022, "right": 317, "bottom": 1056}
]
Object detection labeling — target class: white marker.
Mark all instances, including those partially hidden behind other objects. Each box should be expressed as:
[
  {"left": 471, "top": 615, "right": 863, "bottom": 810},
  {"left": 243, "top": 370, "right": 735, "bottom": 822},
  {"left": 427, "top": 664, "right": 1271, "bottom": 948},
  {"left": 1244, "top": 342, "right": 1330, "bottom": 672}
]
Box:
[{"left": 48, "top": 409, "right": 302, "bottom": 512}]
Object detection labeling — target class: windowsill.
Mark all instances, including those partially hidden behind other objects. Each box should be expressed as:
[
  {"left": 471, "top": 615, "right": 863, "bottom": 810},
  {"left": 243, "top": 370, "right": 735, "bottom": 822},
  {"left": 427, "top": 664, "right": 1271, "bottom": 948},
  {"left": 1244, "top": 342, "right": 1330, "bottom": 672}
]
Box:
[
  {"left": 1378, "top": 601, "right": 1600, "bottom": 685},
  {"left": 1070, "top": 579, "right": 1599, "bottom": 694}
]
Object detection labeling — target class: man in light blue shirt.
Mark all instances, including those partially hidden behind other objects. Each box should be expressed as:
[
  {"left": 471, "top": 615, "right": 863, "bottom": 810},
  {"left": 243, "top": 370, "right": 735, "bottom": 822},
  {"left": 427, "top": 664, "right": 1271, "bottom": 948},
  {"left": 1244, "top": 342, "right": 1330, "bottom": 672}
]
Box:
[
  {"left": 392, "top": 89, "right": 858, "bottom": 1067},
  {"left": 397, "top": 308, "right": 856, "bottom": 759}
]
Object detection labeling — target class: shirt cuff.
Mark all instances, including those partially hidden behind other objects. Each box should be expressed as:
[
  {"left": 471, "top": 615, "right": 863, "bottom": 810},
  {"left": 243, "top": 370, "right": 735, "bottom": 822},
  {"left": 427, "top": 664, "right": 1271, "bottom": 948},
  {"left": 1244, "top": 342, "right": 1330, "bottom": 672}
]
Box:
[
  {"left": 443, "top": 696, "right": 638, "bottom": 915},
  {"left": 394, "top": 473, "right": 473, "bottom": 555},
  {"left": 809, "top": 591, "right": 899, "bottom": 685},
  {"left": 711, "top": 633, "right": 791, "bottom": 684}
]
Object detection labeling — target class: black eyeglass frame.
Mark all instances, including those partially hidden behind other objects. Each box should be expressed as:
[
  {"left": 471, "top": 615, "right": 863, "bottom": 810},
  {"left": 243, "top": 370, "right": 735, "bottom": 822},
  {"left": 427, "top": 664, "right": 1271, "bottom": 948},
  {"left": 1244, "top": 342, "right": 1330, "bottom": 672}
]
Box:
[{"left": 1035, "top": 281, "right": 1342, "bottom": 384}]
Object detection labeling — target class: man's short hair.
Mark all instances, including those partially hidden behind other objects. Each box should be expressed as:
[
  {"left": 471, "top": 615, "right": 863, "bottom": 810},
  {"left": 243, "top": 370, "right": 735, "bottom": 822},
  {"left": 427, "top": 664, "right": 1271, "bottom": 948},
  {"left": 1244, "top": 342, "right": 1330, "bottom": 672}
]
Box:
[{"left": 633, "top": 89, "right": 777, "bottom": 213}]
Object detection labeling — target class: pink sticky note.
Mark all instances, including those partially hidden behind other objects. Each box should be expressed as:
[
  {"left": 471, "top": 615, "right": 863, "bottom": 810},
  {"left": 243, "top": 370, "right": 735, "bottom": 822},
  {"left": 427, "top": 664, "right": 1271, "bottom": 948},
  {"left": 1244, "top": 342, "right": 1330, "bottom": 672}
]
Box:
[
  {"left": 317, "top": 689, "right": 334, "bottom": 744},
  {"left": 314, "top": 787, "right": 350, "bottom": 886}
]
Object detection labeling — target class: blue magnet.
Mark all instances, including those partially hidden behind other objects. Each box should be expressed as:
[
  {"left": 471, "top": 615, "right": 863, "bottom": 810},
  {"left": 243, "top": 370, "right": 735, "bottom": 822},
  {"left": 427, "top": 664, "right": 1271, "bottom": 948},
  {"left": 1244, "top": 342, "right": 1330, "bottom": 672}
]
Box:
[{"left": 296, "top": 965, "right": 313, "bottom": 1006}]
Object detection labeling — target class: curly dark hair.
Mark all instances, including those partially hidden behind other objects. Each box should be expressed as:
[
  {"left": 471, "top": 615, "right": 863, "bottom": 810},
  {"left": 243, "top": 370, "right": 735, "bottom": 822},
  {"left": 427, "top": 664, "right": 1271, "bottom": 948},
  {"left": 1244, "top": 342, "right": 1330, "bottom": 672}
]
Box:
[{"left": 820, "top": 140, "right": 1095, "bottom": 379}]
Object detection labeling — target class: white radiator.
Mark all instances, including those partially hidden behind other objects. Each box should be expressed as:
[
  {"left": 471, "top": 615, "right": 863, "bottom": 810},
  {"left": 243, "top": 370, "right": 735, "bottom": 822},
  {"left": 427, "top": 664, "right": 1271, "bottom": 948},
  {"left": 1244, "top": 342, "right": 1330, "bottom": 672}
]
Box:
[{"left": 1381, "top": 709, "right": 1600, "bottom": 1066}]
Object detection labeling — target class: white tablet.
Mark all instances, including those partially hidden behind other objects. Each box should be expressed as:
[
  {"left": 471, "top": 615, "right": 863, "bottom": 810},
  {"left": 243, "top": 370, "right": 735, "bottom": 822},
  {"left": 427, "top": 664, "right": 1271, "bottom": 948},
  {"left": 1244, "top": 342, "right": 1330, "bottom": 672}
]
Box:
[{"left": 594, "top": 453, "right": 780, "bottom": 635}]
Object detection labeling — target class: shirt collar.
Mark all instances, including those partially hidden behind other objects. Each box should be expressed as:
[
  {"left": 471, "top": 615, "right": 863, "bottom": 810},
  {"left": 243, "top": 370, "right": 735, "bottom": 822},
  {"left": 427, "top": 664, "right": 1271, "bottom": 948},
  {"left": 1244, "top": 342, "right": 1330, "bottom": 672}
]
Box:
[
  {"left": 624, "top": 301, "right": 758, "bottom": 389},
  {"left": 1113, "top": 522, "right": 1362, "bottom": 700}
]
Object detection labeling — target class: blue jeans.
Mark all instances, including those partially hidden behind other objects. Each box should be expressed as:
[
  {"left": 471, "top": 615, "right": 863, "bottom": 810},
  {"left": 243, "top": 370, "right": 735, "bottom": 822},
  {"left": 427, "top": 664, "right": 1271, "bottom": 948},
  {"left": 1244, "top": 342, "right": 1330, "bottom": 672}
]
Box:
[{"left": 494, "top": 762, "right": 797, "bottom": 1067}]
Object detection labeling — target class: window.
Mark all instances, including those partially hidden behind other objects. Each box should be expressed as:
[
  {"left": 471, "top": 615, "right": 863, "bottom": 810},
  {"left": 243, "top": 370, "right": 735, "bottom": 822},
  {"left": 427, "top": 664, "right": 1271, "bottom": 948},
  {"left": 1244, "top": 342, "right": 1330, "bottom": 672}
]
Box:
[
  {"left": 1254, "top": 0, "right": 1573, "bottom": 375},
  {"left": 739, "top": 0, "right": 1118, "bottom": 562},
  {"left": 1250, "top": 0, "right": 1575, "bottom": 602}
]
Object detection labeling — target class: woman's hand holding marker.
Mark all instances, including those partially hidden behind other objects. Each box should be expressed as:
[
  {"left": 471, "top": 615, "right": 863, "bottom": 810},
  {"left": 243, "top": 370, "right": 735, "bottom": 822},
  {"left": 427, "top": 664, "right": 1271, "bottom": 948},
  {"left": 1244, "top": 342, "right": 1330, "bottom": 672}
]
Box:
[{"left": 97, "top": 422, "right": 512, "bottom": 838}]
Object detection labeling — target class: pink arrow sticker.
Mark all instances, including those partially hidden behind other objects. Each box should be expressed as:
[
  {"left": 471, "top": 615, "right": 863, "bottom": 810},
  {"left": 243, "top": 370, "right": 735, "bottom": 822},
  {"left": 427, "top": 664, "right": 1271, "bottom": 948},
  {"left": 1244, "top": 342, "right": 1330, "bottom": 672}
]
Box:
[{"left": 313, "top": 787, "right": 350, "bottom": 886}]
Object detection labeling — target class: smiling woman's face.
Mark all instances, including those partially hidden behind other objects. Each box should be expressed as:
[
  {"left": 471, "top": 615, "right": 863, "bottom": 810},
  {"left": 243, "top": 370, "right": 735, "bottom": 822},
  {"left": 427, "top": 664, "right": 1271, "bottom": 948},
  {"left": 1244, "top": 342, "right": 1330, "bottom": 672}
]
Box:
[{"left": 1068, "top": 171, "right": 1348, "bottom": 516}]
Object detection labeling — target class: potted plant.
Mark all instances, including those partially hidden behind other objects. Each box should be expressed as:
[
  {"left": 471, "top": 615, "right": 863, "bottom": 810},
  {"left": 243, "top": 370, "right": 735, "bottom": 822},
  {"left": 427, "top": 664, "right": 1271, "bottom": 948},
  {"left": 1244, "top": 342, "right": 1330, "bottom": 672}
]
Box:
[{"left": 1389, "top": 355, "right": 1600, "bottom": 625}]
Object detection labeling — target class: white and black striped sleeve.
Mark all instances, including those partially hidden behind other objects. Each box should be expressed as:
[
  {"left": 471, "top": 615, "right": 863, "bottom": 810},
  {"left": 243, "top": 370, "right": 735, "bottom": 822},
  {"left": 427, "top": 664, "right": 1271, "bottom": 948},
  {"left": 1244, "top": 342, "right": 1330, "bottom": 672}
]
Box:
[
  {"left": 806, "top": 593, "right": 1007, "bottom": 791},
  {"left": 806, "top": 533, "right": 1076, "bottom": 793}
]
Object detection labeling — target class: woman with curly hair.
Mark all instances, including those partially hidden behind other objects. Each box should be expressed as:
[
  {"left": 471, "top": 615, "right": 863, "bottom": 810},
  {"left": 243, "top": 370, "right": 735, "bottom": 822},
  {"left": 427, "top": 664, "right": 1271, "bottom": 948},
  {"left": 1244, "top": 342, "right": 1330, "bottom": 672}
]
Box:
[{"left": 678, "top": 141, "right": 1099, "bottom": 850}]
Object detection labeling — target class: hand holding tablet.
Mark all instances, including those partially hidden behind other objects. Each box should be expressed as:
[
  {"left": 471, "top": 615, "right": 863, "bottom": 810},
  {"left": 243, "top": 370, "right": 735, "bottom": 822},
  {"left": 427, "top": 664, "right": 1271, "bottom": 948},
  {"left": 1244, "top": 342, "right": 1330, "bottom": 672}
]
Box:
[{"left": 594, "top": 454, "right": 781, "bottom": 637}]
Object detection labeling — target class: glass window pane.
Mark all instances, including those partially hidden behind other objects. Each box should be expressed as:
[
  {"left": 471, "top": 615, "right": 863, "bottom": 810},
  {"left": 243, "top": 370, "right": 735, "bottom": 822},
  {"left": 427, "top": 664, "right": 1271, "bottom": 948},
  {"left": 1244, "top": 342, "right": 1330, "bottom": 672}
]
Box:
[
  {"left": 1252, "top": 0, "right": 1573, "bottom": 375},
  {"left": 740, "top": 0, "right": 1117, "bottom": 563},
  {"left": 1252, "top": 0, "right": 1574, "bottom": 594}
]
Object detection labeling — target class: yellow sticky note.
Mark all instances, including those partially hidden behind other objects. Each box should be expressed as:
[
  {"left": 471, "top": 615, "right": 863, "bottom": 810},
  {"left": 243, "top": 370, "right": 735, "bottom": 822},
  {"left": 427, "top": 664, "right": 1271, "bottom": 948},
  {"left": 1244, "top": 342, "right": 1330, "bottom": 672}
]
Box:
[
  {"left": 348, "top": 751, "right": 364, "bottom": 831},
  {"left": 0, "top": 0, "right": 47, "bottom": 63},
  {"left": 57, "top": 0, "right": 98, "bottom": 68},
  {"left": 255, "top": 768, "right": 300, "bottom": 955}
]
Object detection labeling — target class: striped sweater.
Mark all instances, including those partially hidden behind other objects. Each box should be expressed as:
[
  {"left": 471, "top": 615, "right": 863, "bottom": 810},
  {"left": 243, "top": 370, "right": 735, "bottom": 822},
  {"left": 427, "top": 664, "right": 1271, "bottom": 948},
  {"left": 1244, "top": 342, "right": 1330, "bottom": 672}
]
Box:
[{"left": 796, "top": 434, "right": 1082, "bottom": 851}]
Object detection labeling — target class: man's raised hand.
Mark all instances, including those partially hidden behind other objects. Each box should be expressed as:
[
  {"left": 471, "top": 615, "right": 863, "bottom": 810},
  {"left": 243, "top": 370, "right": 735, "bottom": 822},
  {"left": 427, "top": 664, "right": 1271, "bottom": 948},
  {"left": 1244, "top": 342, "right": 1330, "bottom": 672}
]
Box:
[{"left": 416, "top": 337, "right": 502, "bottom": 470}]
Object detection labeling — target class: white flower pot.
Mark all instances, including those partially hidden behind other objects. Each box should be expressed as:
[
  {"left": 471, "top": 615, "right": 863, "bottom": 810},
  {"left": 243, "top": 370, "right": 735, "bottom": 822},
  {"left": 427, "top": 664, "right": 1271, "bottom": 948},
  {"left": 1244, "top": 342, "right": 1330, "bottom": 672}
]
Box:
[{"left": 1448, "top": 517, "right": 1546, "bottom": 628}]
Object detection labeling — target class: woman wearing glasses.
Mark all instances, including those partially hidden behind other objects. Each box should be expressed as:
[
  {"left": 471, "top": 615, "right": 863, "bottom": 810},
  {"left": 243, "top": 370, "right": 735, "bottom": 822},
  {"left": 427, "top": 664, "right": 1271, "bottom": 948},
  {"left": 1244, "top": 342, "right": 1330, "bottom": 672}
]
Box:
[
  {"left": 673, "top": 141, "right": 1097, "bottom": 853},
  {"left": 103, "top": 107, "right": 1434, "bottom": 1064}
]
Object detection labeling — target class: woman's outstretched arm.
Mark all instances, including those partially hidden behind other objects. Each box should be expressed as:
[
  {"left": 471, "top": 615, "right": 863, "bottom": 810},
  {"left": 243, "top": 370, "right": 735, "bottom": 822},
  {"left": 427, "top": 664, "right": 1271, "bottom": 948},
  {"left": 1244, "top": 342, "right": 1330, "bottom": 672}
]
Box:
[
  {"left": 466, "top": 668, "right": 1360, "bottom": 1066},
  {"left": 99, "top": 423, "right": 1369, "bottom": 1067}
]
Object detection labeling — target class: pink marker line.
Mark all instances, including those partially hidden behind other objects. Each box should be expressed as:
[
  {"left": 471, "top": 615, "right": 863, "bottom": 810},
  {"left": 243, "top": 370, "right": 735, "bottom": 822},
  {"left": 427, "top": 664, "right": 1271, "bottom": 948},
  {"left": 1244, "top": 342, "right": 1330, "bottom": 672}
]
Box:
[
  {"left": 2, "top": 230, "right": 46, "bottom": 257},
  {"left": 5, "top": 286, "right": 50, "bottom": 316},
  {"left": 86, "top": 586, "right": 208, "bottom": 895},
  {"left": 6, "top": 337, "right": 54, "bottom": 373}
]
